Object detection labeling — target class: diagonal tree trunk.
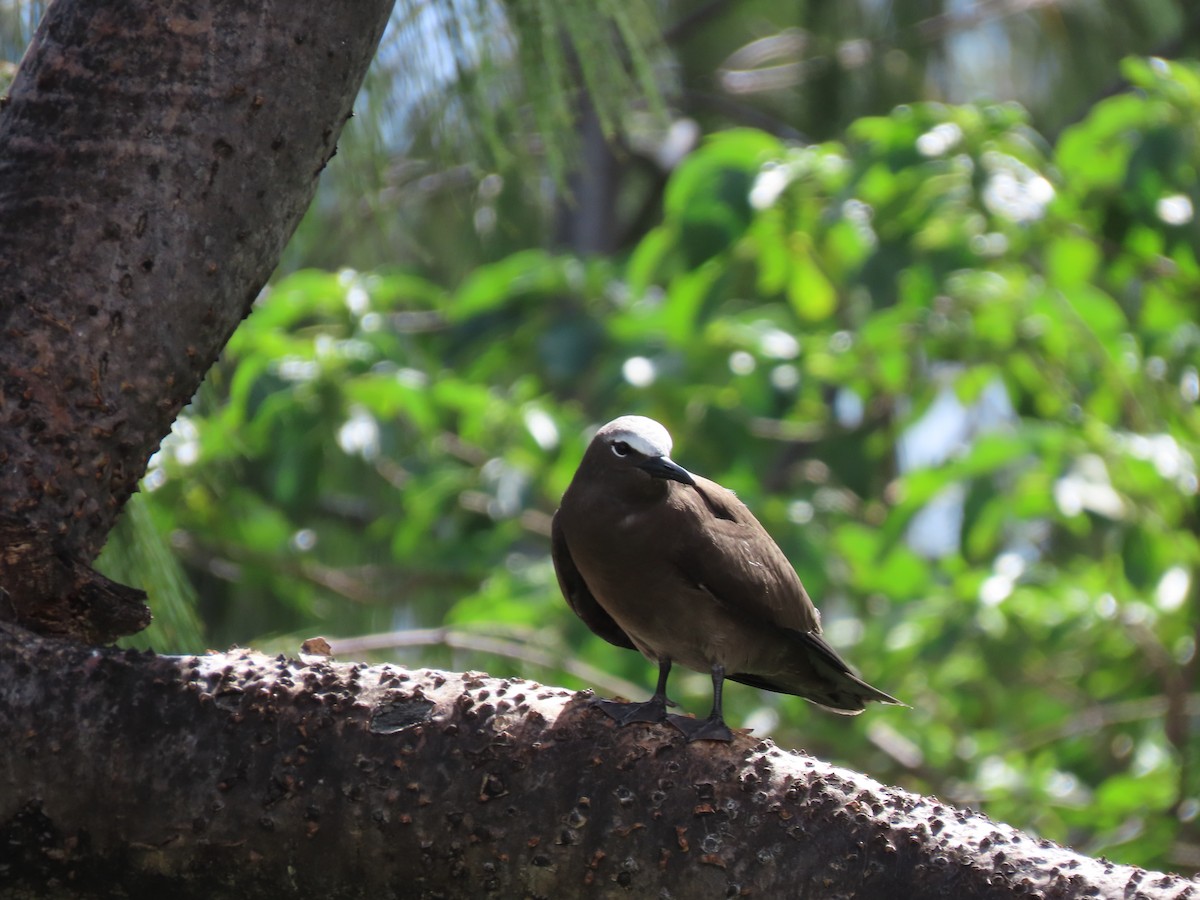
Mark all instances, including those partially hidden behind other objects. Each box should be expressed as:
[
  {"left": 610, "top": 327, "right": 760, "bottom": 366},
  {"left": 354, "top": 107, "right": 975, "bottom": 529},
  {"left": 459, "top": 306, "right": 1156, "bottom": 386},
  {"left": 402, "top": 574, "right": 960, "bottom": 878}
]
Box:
[
  {"left": 0, "top": 0, "right": 392, "bottom": 643},
  {"left": 0, "top": 626, "right": 1192, "bottom": 899}
]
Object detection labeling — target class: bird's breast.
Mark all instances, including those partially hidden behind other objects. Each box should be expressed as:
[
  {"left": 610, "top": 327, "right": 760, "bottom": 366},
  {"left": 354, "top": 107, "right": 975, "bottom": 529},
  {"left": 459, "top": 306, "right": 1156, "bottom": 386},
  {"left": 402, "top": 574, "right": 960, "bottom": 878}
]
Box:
[{"left": 559, "top": 502, "right": 739, "bottom": 672}]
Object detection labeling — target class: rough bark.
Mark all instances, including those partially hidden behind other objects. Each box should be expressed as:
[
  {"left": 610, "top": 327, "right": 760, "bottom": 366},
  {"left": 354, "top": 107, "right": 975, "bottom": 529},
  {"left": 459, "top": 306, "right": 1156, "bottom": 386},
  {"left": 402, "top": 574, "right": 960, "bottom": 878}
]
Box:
[
  {"left": 1, "top": 626, "right": 1194, "bottom": 900},
  {"left": 0, "top": 0, "right": 393, "bottom": 643}
]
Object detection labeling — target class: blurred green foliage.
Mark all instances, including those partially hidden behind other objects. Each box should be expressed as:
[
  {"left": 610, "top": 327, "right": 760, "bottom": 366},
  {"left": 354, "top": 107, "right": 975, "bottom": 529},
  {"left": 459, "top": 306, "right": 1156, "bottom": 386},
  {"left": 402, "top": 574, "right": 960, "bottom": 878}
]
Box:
[{"left": 101, "top": 56, "right": 1200, "bottom": 874}]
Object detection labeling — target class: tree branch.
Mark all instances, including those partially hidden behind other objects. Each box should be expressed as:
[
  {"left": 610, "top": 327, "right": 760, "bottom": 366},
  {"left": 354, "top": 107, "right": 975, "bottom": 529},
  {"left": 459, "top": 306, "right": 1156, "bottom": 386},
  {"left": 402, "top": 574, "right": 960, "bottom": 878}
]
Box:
[
  {"left": 1, "top": 626, "right": 1191, "bottom": 898},
  {"left": 327, "top": 625, "right": 649, "bottom": 702}
]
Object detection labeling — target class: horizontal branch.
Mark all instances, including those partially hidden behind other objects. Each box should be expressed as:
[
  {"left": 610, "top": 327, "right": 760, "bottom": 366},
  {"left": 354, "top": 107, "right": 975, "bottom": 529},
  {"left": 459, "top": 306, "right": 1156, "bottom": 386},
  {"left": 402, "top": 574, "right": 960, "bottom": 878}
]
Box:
[
  {"left": 326, "top": 626, "right": 649, "bottom": 702},
  {"left": 0, "top": 626, "right": 1191, "bottom": 899}
]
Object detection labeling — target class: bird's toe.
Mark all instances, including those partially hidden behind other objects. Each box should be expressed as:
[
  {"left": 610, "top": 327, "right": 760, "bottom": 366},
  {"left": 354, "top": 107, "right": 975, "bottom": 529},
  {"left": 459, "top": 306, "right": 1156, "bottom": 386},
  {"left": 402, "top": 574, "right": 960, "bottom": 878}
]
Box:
[
  {"left": 593, "top": 696, "right": 669, "bottom": 725},
  {"left": 667, "top": 713, "right": 734, "bottom": 742}
]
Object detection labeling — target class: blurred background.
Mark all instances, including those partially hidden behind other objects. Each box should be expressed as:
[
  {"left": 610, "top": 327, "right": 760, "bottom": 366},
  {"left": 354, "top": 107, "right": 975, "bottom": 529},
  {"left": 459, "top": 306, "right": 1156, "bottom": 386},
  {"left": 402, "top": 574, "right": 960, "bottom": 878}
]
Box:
[{"left": 4, "top": 0, "right": 1199, "bottom": 875}]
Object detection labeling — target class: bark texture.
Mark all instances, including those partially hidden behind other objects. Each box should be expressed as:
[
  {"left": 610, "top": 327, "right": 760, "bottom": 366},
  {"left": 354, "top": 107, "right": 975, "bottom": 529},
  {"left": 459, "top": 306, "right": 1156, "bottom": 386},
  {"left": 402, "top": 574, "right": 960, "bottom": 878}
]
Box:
[
  {"left": 1, "top": 626, "right": 1194, "bottom": 900},
  {"left": 0, "top": 0, "right": 392, "bottom": 642}
]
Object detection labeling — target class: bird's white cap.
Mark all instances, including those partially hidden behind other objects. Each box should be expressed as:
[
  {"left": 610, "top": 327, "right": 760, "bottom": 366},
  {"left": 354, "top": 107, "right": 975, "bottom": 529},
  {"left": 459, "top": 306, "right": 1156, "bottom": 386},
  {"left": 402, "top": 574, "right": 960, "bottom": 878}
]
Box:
[{"left": 595, "top": 415, "right": 674, "bottom": 458}]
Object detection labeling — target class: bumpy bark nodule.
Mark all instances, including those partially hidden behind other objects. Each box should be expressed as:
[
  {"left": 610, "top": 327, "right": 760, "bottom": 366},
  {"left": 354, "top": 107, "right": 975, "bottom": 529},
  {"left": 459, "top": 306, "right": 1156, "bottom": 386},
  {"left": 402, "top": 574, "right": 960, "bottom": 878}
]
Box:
[
  {"left": 0, "top": 626, "right": 1192, "bottom": 899},
  {"left": 0, "top": 0, "right": 392, "bottom": 642}
]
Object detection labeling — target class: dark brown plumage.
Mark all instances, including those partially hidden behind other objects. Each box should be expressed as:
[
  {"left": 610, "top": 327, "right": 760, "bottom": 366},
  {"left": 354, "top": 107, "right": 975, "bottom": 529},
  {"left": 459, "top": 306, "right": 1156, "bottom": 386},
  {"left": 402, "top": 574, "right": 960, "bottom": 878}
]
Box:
[{"left": 552, "top": 415, "right": 903, "bottom": 741}]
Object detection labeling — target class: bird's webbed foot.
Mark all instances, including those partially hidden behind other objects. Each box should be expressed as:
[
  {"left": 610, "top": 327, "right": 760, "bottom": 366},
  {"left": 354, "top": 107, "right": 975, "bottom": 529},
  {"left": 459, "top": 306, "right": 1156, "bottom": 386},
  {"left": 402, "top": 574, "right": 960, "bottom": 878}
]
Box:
[
  {"left": 592, "top": 659, "right": 679, "bottom": 725},
  {"left": 667, "top": 713, "right": 734, "bottom": 743},
  {"left": 593, "top": 695, "right": 671, "bottom": 725}
]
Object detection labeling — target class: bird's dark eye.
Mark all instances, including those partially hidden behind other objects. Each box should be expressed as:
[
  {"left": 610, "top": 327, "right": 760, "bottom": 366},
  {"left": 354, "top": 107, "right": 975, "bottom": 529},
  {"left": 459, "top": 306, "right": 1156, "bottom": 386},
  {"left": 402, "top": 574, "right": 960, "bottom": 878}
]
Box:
[{"left": 611, "top": 440, "right": 631, "bottom": 458}]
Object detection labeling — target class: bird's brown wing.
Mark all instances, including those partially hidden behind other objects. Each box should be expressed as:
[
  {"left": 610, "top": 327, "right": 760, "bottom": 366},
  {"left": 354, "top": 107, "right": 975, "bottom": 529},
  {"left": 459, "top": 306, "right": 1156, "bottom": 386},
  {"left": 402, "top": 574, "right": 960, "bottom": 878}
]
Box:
[
  {"left": 669, "top": 476, "right": 821, "bottom": 634},
  {"left": 551, "top": 511, "right": 637, "bottom": 650}
]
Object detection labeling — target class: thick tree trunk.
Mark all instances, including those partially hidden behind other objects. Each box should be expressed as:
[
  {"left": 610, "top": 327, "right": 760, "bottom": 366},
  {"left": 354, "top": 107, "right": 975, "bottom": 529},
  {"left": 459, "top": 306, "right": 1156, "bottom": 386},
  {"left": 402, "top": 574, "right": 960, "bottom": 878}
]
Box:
[
  {"left": 0, "top": 626, "right": 1191, "bottom": 899},
  {"left": 0, "top": 0, "right": 392, "bottom": 643}
]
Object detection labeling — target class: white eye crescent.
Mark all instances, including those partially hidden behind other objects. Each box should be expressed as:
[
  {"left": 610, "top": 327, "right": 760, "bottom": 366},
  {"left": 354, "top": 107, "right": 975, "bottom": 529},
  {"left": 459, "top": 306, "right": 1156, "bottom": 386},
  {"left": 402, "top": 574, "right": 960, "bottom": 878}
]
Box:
[{"left": 611, "top": 440, "right": 631, "bottom": 458}]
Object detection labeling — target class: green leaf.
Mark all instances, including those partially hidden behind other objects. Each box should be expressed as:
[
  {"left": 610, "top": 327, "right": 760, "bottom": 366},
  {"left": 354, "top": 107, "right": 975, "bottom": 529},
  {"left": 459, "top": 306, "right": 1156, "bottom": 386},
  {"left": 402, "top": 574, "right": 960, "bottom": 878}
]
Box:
[
  {"left": 665, "top": 129, "right": 784, "bottom": 267},
  {"left": 1065, "top": 286, "right": 1127, "bottom": 341},
  {"left": 1045, "top": 235, "right": 1101, "bottom": 288},
  {"left": 451, "top": 250, "right": 565, "bottom": 318},
  {"left": 627, "top": 225, "right": 676, "bottom": 297},
  {"left": 787, "top": 240, "right": 837, "bottom": 322},
  {"left": 661, "top": 261, "right": 723, "bottom": 341}
]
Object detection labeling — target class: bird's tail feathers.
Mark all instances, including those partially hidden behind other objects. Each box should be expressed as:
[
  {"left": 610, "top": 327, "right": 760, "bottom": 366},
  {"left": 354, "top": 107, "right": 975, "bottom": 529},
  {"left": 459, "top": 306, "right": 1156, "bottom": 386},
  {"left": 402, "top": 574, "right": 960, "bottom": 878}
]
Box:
[
  {"left": 817, "top": 671, "right": 906, "bottom": 713},
  {"left": 729, "top": 629, "right": 906, "bottom": 713}
]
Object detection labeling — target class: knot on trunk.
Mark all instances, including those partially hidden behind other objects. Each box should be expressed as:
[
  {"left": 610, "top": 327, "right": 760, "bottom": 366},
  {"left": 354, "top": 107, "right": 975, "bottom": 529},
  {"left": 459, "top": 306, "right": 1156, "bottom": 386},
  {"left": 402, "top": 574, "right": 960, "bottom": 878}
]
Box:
[{"left": 0, "top": 516, "right": 149, "bottom": 644}]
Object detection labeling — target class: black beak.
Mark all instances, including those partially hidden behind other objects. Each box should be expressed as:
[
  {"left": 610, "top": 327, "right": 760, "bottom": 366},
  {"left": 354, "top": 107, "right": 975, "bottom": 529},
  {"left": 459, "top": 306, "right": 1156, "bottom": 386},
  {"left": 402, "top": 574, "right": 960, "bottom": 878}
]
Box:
[{"left": 638, "top": 455, "right": 696, "bottom": 487}]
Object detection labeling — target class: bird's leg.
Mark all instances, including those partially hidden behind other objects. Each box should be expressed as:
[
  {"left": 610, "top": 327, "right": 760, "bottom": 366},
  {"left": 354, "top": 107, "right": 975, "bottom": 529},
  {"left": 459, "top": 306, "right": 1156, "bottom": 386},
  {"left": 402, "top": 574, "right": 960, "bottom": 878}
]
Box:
[
  {"left": 668, "top": 663, "right": 735, "bottom": 742},
  {"left": 594, "top": 658, "right": 673, "bottom": 725}
]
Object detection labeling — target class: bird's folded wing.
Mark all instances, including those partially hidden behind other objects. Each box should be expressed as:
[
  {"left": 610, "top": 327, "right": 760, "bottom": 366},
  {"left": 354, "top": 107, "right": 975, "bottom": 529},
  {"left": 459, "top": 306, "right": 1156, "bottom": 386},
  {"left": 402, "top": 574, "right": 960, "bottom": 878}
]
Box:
[
  {"left": 551, "top": 512, "right": 637, "bottom": 650},
  {"left": 672, "top": 477, "right": 821, "bottom": 634}
]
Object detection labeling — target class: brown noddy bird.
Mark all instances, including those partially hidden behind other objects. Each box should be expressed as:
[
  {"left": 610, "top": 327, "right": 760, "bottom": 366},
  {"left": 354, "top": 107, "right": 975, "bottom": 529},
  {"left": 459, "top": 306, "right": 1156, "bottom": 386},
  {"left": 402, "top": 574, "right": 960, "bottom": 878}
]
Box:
[{"left": 552, "top": 415, "right": 903, "bottom": 742}]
